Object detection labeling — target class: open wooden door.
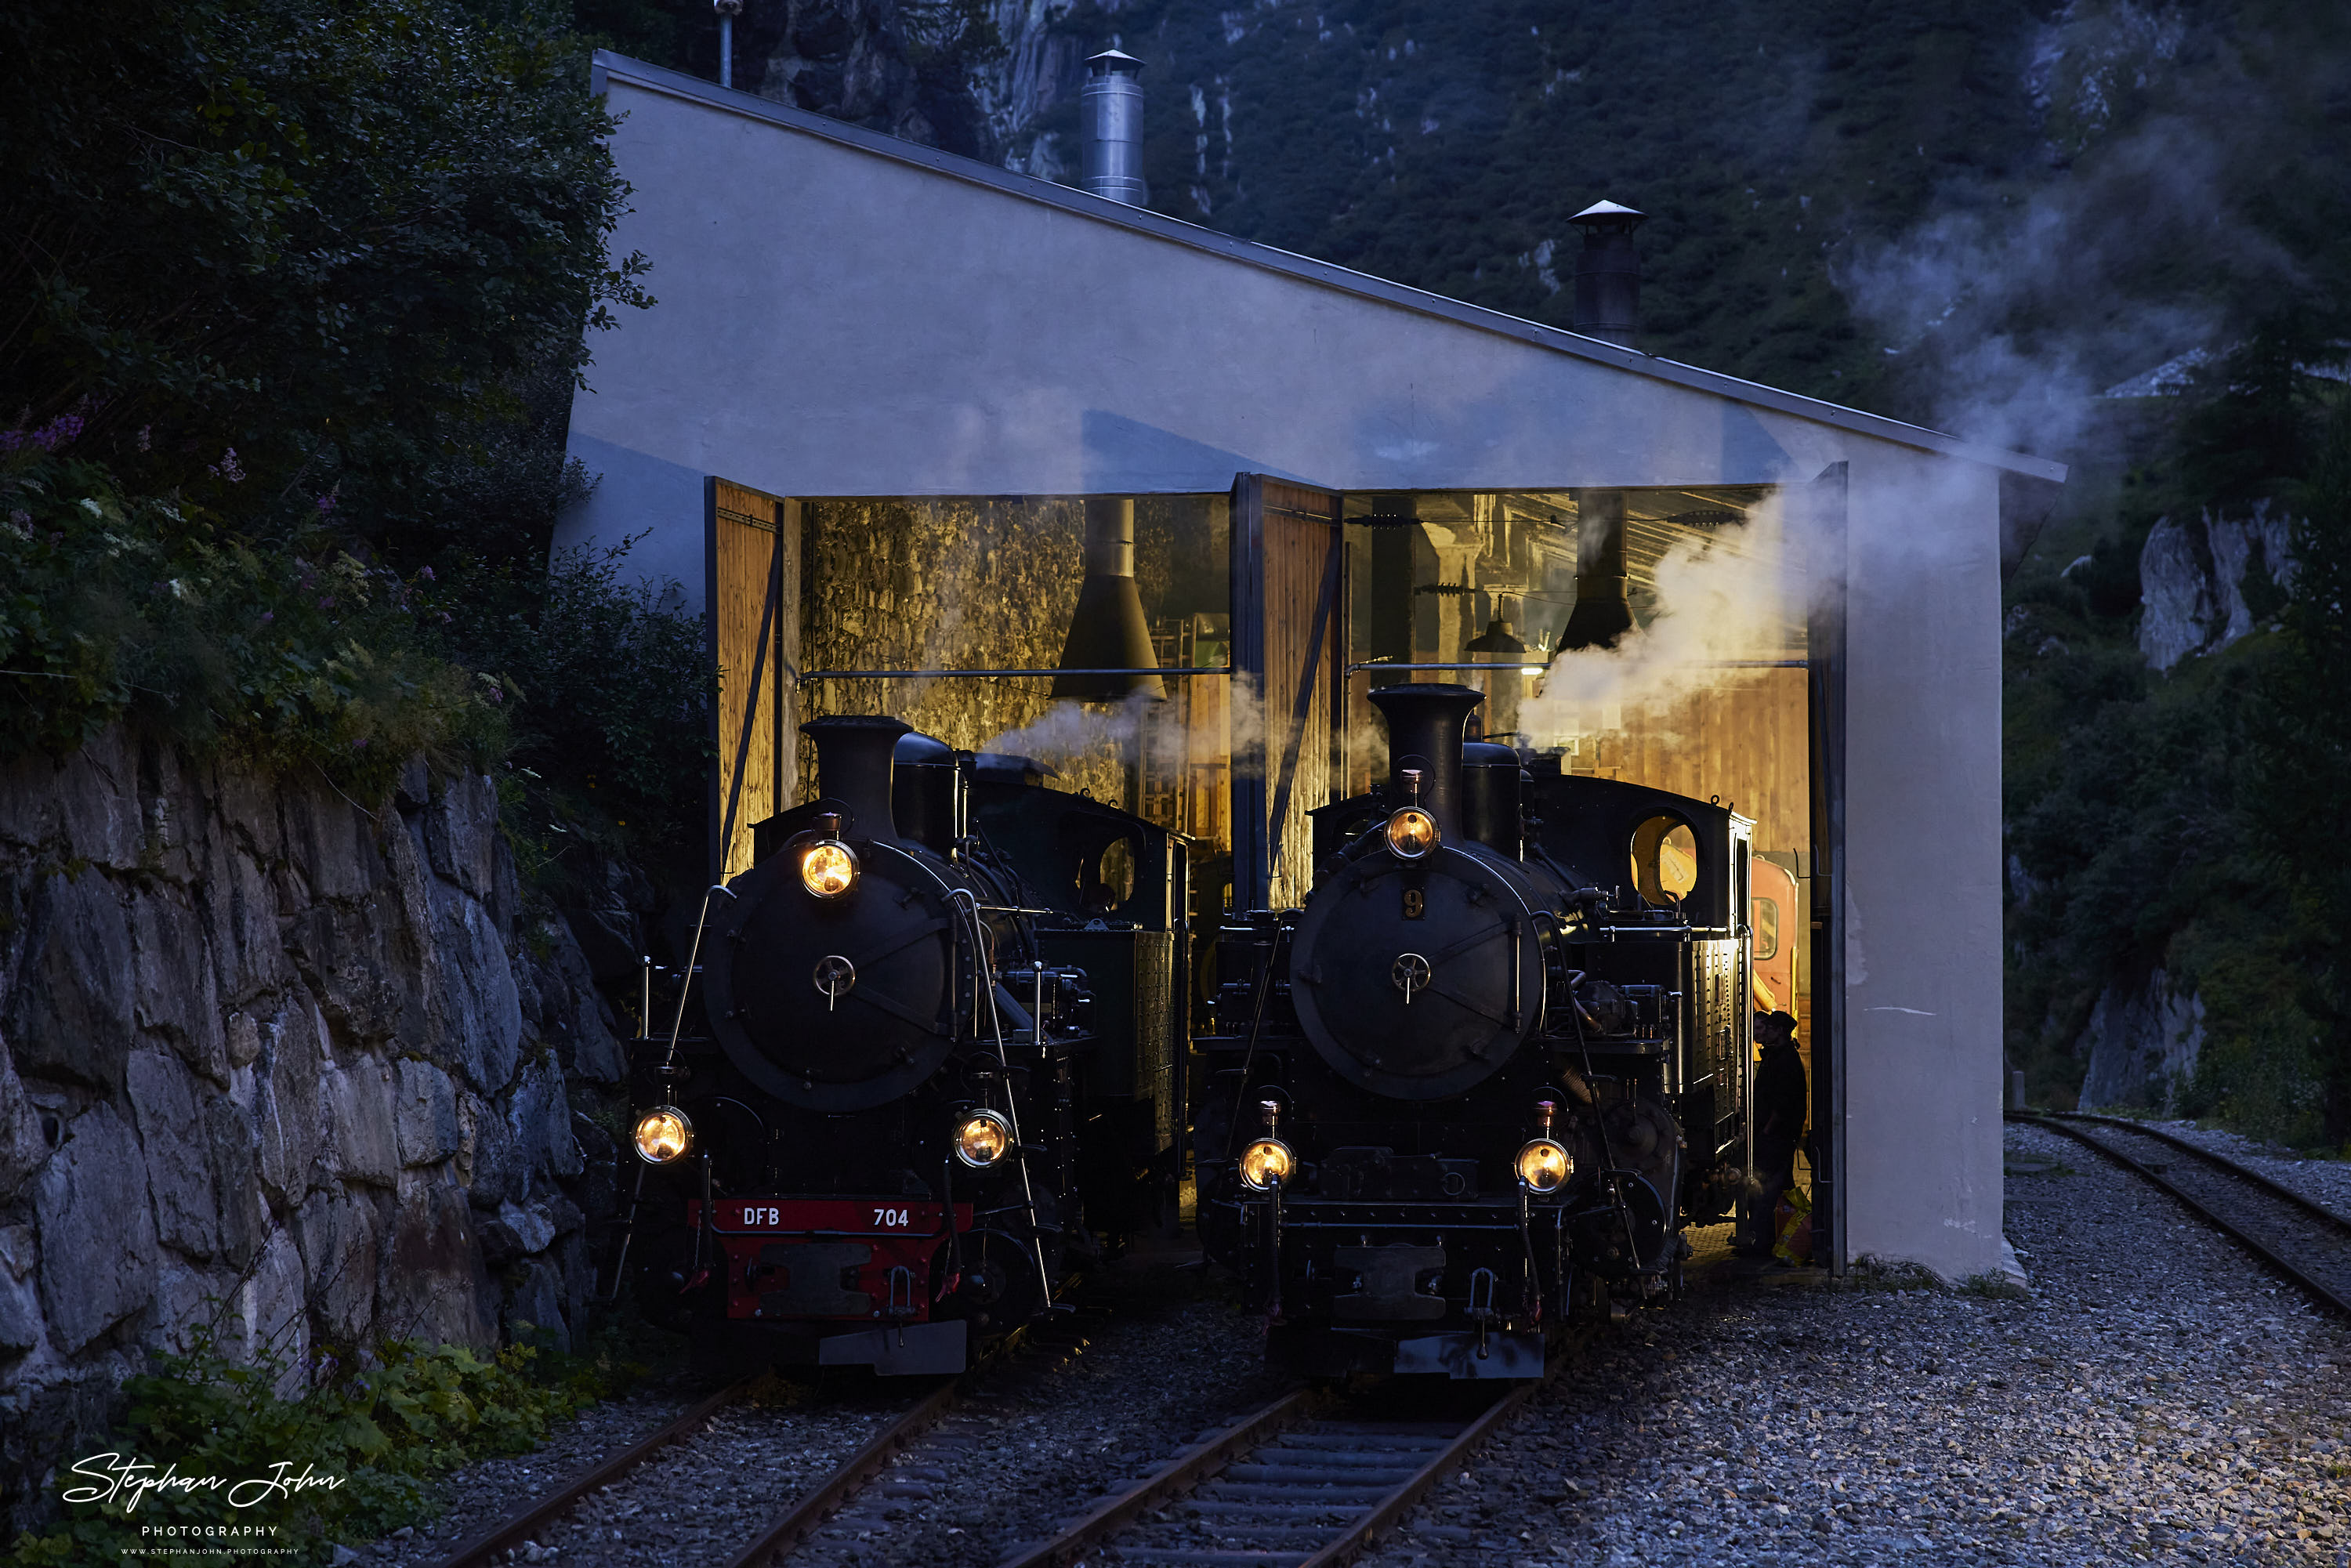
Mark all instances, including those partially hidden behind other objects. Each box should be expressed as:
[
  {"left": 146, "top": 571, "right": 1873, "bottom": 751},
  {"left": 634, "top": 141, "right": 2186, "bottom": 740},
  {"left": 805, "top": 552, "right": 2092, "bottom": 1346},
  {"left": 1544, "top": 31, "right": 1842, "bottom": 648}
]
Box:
[
  {"left": 1230, "top": 475, "right": 1346, "bottom": 911},
  {"left": 706, "top": 479, "right": 802, "bottom": 882}
]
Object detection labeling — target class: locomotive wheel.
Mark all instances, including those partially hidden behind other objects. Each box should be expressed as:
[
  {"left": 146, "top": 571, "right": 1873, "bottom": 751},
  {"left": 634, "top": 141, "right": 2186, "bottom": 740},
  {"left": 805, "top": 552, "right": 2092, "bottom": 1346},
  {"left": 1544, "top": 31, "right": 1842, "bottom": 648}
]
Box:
[{"left": 950, "top": 1227, "right": 1046, "bottom": 1329}]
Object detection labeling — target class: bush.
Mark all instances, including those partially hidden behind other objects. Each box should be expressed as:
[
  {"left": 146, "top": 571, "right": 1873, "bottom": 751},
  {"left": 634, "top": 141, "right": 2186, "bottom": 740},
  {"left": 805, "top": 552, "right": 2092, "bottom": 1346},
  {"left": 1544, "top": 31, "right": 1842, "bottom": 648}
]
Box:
[
  {"left": 433, "top": 538, "right": 712, "bottom": 887},
  {"left": 0, "top": 453, "right": 503, "bottom": 796},
  {"left": 10, "top": 1326, "right": 643, "bottom": 1566}
]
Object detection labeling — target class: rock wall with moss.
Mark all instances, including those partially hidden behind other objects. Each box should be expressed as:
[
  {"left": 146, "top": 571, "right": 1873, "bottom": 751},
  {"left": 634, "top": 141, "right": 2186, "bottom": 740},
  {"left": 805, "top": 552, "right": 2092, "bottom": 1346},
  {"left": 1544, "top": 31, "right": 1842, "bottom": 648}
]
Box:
[{"left": 0, "top": 732, "right": 627, "bottom": 1533}]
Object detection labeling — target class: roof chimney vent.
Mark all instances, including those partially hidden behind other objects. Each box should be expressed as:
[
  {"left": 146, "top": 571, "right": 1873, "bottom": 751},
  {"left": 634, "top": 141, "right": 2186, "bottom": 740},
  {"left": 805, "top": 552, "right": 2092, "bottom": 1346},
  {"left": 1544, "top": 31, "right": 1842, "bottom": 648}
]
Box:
[
  {"left": 1569, "top": 199, "right": 1645, "bottom": 348},
  {"left": 1081, "top": 49, "right": 1148, "bottom": 206}
]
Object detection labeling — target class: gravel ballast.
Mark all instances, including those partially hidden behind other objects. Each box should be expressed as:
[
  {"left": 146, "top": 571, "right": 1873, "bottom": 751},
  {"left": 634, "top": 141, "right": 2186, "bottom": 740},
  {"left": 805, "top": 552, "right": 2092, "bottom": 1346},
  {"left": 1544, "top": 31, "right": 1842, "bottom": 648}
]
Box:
[
  {"left": 1353, "top": 1120, "right": 2351, "bottom": 1567},
  {"left": 363, "top": 1266, "right": 1286, "bottom": 1567}
]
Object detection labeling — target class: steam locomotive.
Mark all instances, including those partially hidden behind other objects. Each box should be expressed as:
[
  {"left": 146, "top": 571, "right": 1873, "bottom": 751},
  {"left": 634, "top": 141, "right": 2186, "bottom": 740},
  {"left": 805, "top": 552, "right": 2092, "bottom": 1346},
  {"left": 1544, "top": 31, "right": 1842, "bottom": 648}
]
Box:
[
  {"left": 619, "top": 716, "right": 1186, "bottom": 1374},
  {"left": 1194, "top": 683, "right": 1754, "bottom": 1379}
]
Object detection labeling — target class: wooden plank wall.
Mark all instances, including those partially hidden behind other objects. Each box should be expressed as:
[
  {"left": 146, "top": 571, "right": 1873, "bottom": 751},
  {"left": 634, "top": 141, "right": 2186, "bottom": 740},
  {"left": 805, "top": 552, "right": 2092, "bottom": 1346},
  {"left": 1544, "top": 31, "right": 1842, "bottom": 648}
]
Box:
[
  {"left": 713, "top": 482, "right": 800, "bottom": 880},
  {"left": 1579, "top": 669, "right": 1811, "bottom": 859},
  {"left": 1259, "top": 481, "right": 1343, "bottom": 908}
]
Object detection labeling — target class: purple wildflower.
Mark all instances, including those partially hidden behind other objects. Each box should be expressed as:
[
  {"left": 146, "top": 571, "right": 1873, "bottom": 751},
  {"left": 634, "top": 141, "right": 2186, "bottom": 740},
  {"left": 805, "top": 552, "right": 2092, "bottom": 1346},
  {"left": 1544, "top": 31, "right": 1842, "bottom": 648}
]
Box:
[
  {"left": 319, "top": 596, "right": 335, "bottom": 610},
  {"left": 485, "top": 686, "right": 503, "bottom": 704},
  {"left": 261, "top": 610, "right": 274, "bottom": 623},
  {"left": 9, "top": 509, "right": 27, "bottom": 527},
  {"left": 209, "top": 448, "right": 245, "bottom": 483},
  {"left": 418, "top": 565, "right": 435, "bottom": 581},
  {"left": 352, "top": 737, "right": 370, "bottom": 751},
  {"left": 136, "top": 425, "right": 152, "bottom": 453},
  {"left": 316, "top": 491, "right": 338, "bottom": 514}
]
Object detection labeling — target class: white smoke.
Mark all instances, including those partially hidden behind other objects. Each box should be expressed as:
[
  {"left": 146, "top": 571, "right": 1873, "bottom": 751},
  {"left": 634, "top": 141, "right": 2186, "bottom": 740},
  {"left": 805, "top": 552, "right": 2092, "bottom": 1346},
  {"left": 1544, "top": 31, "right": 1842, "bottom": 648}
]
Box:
[{"left": 1518, "top": 490, "right": 1818, "bottom": 745}]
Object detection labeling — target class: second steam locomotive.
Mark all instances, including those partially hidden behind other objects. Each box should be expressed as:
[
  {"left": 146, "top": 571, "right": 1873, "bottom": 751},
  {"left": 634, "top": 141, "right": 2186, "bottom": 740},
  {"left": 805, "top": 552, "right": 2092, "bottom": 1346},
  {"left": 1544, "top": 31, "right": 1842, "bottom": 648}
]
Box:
[{"left": 1195, "top": 683, "right": 1754, "bottom": 1378}]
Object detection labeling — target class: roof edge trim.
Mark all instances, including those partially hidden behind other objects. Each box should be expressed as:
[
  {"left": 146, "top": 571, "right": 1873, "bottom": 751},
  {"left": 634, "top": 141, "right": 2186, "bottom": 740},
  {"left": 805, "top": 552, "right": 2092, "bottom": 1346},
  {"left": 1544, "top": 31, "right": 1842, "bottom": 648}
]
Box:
[{"left": 592, "top": 52, "right": 2067, "bottom": 484}]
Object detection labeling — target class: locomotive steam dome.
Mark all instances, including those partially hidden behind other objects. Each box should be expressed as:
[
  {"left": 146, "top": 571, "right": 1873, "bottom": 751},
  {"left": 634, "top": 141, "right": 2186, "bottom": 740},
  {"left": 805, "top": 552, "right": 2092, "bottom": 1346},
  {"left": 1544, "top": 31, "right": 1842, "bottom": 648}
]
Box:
[
  {"left": 1289, "top": 685, "right": 1548, "bottom": 1100},
  {"left": 705, "top": 715, "right": 967, "bottom": 1112}
]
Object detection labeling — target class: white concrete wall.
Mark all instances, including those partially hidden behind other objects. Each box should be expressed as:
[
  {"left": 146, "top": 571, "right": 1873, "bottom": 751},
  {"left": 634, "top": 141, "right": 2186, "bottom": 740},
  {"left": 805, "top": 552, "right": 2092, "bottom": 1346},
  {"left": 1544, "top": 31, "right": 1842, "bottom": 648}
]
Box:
[
  {"left": 1838, "top": 446, "right": 2006, "bottom": 1281},
  {"left": 560, "top": 66, "right": 1823, "bottom": 602}
]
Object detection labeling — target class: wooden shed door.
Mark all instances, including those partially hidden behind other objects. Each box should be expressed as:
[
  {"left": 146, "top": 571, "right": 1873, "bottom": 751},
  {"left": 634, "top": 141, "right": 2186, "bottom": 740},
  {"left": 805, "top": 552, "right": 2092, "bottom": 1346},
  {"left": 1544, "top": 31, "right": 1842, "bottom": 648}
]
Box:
[
  {"left": 708, "top": 479, "right": 802, "bottom": 882},
  {"left": 1230, "top": 475, "right": 1346, "bottom": 911}
]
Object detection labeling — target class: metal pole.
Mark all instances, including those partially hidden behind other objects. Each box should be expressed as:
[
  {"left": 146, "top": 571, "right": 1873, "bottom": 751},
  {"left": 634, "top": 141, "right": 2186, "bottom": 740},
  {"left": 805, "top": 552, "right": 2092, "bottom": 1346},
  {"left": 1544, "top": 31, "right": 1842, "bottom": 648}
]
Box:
[{"left": 714, "top": 0, "right": 741, "bottom": 89}]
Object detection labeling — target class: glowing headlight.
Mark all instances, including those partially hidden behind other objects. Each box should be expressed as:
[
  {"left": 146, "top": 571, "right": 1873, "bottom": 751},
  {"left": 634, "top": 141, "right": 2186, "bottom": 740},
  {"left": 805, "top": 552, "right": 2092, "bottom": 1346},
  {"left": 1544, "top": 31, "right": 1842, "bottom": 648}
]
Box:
[
  {"left": 1238, "top": 1138, "right": 1295, "bottom": 1192},
  {"left": 1386, "top": 807, "right": 1440, "bottom": 860},
  {"left": 953, "top": 1110, "right": 1013, "bottom": 1169},
  {"left": 632, "top": 1106, "right": 694, "bottom": 1165},
  {"left": 1515, "top": 1138, "right": 1573, "bottom": 1193},
  {"left": 800, "top": 839, "right": 858, "bottom": 899}
]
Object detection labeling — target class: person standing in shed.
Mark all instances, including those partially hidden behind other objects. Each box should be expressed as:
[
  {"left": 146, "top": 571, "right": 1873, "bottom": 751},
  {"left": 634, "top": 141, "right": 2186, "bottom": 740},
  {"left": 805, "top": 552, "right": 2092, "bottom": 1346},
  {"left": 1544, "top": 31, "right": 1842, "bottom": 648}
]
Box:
[{"left": 1739, "top": 1011, "right": 1808, "bottom": 1255}]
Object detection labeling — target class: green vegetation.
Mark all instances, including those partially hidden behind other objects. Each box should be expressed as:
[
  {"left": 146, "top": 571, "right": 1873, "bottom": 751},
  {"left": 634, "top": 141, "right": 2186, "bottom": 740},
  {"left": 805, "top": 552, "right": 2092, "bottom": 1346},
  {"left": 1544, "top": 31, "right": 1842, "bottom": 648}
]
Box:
[
  {"left": 2005, "top": 337, "right": 2351, "bottom": 1148},
  {"left": 10, "top": 1325, "right": 645, "bottom": 1566},
  {"left": 0, "top": 0, "right": 707, "bottom": 883}
]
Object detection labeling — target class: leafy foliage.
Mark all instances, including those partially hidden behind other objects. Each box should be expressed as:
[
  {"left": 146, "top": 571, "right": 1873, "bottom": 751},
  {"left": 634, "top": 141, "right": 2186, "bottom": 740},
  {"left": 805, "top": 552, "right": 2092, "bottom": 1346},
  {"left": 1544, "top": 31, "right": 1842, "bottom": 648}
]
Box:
[
  {"left": 2004, "top": 334, "right": 2351, "bottom": 1147},
  {"left": 0, "top": 0, "right": 650, "bottom": 565},
  {"left": 10, "top": 1326, "right": 642, "bottom": 1566},
  {"left": 0, "top": 453, "right": 504, "bottom": 793},
  {"left": 437, "top": 541, "right": 714, "bottom": 888}
]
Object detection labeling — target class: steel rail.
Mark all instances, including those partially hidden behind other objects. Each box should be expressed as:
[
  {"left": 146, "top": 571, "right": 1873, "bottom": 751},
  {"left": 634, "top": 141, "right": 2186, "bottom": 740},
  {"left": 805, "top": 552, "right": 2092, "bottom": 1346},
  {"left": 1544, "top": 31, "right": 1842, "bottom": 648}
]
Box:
[
  {"left": 991, "top": 1388, "right": 1319, "bottom": 1568},
  {"left": 2047, "top": 1112, "right": 2351, "bottom": 1237},
  {"left": 723, "top": 1377, "right": 964, "bottom": 1568},
  {"left": 1293, "top": 1378, "right": 1549, "bottom": 1568},
  {"left": 994, "top": 1320, "right": 1598, "bottom": 1568},
  {"left": 431, "top": 1378, "right": 753, "bottom": 1568},
  {"left": 2009, "top": 1113, "right": 2351, "bottom": 1320}
]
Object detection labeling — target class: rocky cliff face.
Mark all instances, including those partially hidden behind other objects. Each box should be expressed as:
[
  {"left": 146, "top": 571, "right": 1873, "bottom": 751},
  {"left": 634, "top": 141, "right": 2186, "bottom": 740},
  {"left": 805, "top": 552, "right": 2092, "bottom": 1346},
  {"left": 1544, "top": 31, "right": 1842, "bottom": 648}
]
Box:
[
  {"left": 2136, "top": 502, "right": 2297, "bottom": 672},
  {"left": 0, "top": 733, "right": 628, "bottom": 1533}
]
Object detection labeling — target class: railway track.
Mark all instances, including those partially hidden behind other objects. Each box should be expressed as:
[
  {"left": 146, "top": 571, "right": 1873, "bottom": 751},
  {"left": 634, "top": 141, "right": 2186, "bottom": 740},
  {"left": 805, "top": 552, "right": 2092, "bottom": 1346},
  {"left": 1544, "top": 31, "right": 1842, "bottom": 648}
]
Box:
[
  {"left": 429, "top": 1316, "right": 1089, "bottom": 1568},
  {"left": 2012, "top": 1111, "right": 2351, "bottom": 1318},
  {"left": 991, "top": 1324, "right": 1599, "bottom": 1568}
]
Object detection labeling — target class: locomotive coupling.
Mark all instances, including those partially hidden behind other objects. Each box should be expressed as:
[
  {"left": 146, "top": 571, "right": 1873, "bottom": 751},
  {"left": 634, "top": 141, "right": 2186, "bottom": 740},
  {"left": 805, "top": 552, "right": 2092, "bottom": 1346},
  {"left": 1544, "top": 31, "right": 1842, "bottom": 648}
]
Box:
[{"left": 632, "top": 1105, "right": 695, "bottom": 1164}]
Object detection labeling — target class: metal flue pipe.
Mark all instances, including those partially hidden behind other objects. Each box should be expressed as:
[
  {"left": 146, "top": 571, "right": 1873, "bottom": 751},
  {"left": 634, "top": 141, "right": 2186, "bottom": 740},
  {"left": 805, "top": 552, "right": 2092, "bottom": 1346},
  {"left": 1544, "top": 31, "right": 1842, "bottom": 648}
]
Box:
[
  {"left": 1081, "top": 49, "right": 1148, "bottom": 205},
  {"left": 713, "top": 0, "right": 741, "bottom": 89},
  {"left": 1569, "top": 198, "right": 1645, "bottom": 348}
]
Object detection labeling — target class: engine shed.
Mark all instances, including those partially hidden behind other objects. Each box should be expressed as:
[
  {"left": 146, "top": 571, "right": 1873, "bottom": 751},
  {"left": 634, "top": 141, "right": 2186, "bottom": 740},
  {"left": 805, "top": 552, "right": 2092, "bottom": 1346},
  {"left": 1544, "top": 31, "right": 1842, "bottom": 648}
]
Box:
[{"left": 555, "top": 49, "right": 2063, "bottom": 1286}]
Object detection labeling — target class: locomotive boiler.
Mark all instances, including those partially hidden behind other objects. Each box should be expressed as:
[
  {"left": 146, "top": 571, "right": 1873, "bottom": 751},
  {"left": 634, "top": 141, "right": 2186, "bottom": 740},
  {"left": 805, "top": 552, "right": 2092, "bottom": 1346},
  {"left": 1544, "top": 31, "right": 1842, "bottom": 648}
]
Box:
[
  {"left": 618, "top": 715, "right": 1184, "bottom": 1374},
  {"left": 1194, "top": 683, "right": 1753, "bottom": 1378}
]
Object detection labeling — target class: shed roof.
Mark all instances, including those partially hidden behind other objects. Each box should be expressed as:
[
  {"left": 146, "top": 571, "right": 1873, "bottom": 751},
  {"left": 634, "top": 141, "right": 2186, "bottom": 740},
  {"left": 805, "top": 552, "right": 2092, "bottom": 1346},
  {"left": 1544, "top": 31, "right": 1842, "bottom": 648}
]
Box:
[{"left": 591, "top": 51, "right": 2065, "bottom": 485}]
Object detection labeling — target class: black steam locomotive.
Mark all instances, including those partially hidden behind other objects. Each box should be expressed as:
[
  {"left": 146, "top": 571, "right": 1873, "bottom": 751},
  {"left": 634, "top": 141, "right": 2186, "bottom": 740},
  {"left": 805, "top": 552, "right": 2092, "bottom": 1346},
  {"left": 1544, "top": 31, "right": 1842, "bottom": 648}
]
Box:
[
  {"left": 1195, "top": 683, "right": 1753, "bottom": 1379},
  {"left": 620, "top": 716, "right": 1186, "bottom": 1374}
]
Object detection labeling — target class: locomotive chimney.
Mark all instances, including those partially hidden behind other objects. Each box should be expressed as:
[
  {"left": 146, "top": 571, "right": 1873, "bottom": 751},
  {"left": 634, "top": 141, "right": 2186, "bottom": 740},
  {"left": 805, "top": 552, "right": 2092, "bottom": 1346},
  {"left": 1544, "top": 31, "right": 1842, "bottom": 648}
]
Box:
[
  {"left": 1569, "top": 198, "right": 1644, "bottom": 347},
  {"left": 802, "top": 715, "right": 911, "bottom": 844},
  {"left": 1368, "top": 683, "right": 1484, "bottom": 842},
  {"left": 1051, "top": 498, "right": 1165, "bottom": 703},
  {"left": 1080, "top": 49, "right": 1148, "bottom": 206}
]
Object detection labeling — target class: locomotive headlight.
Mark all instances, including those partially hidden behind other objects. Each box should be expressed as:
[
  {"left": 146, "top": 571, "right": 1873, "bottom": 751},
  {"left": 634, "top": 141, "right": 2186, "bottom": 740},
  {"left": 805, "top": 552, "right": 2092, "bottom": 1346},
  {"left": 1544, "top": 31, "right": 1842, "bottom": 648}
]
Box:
[
  {"left": 799, "top": 839, "right": 859, "bottom": 899},
  {"left": 953, "top": 1109, "right": 1013, "bottom": 1169},
  {"left": 1237, "top": 1137, "right": 1295, "bottom": 1192},
  {"left": 1515, "top": 1138, "right": 1573, "bottom": 1193},
  {"left": 1386, "top": 806, "right": 1440, "bottom": 860},
  {"left": 632, "top": 1106, "right": 694, "bottom": 1165}
]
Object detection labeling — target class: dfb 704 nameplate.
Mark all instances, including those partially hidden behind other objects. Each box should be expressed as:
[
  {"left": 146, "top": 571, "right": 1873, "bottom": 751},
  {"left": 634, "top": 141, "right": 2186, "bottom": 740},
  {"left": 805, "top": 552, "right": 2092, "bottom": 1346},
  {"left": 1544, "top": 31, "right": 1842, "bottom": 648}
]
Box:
[
  {"left": 689, "top": 1197, "right": 970, "bottom": 1237},
  {"left": 687, "top": 1197, "right": 977, "bottom": 1324}
]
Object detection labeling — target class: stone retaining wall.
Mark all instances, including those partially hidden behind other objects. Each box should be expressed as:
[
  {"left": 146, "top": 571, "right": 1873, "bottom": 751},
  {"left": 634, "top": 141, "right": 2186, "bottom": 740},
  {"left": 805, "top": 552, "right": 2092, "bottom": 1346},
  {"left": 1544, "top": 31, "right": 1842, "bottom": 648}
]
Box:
[{"left": 0, "top": 732, "right": 629, "bottom": 1533}]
